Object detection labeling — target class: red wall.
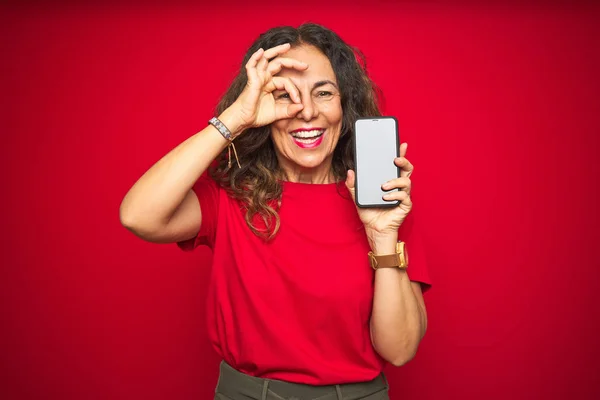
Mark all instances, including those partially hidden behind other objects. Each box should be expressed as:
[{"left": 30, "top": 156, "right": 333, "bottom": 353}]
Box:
[{"left": 2, "top": 1, "right": 599, "bottom": 399}]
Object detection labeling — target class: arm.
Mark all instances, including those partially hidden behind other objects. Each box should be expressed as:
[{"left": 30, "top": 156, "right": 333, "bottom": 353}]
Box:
[
  {"left": 344, "top": 142, "right": 427, "bottom": 366},
  {"left": 119, "top": 107, "right": 244, "bottom": 242},
  {"left": 119, "top": 44, "right": 307, "bottom": 243},
  {"left": 368, "top": 233, "right": 428, "bottom": 367}
]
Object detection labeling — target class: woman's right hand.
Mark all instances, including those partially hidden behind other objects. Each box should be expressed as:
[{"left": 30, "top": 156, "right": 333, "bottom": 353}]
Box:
[{"left": 232, "top": 43, "right": 307, "bottom": 130}]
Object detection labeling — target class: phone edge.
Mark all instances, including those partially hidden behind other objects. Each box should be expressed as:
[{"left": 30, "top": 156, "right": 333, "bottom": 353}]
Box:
[{"left": 353, "top": 116, "right": 401, "bottom": 208}]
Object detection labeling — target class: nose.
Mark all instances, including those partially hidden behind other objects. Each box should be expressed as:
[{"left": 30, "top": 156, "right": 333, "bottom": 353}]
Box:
[{"left": 296, "top": 94, "right": 319, "bottom": 121}]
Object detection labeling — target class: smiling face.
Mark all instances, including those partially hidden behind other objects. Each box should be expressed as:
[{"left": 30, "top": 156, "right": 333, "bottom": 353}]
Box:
[{"left": 270, "top": 45, "right": 343, "bottom": 183}]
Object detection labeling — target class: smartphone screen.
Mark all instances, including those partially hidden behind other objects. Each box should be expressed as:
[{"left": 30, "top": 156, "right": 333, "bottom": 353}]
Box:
[{"left": 354, "top": 117, "right": 400, "bottom": 208}]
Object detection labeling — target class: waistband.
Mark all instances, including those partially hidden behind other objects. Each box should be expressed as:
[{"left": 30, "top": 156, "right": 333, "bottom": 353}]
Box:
[{"left": 215, "top": 360, "right": 389, "bottom": 400}]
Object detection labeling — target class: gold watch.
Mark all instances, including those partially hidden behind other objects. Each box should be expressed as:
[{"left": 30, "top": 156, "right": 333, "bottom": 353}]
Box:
[{"left": 368, "top": 241, "right": 409, "bottom": 270}]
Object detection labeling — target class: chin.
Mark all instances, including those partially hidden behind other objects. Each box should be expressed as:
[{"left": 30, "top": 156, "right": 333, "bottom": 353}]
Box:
[
  {"left": 291, "top": 150, "right": 331, "bottom": 168},
  {"left": 295, "top": 159, "right": 326, "bottom": 170}
]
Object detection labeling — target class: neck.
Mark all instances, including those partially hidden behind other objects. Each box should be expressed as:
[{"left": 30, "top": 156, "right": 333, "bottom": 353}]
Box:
[{"left": 277, "top": 157, "right": 336, "bottom": 184}]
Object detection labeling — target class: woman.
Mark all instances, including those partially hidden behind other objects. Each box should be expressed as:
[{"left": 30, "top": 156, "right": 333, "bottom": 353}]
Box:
[{"left": 120, "top": 23, "right": 432, "bottom": 400}]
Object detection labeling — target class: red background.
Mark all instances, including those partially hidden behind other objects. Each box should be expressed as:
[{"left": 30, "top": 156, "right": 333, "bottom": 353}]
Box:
[{"left": 2, "top": 1, "right": 599, "bottom": 399}]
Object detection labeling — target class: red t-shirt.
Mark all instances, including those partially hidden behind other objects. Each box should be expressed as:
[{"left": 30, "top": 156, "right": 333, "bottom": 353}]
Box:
[{"left": 178, "top": 176, "right": 432, "bottom": 385}]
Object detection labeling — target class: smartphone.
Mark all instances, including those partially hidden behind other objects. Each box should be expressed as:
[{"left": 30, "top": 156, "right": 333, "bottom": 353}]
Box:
[{"left": 353, "top": 116, "right": 400, "bottom": 208}]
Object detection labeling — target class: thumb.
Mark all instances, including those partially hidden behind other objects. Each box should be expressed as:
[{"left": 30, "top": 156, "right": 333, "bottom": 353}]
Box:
[{"left": 345, "top": 169, "right": 356, "bottom": 200}]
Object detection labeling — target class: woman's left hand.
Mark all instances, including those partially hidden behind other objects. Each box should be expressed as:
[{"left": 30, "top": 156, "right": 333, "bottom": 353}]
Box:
[{"left": 345, "top": 142, "right": 413, "bottom": 237}]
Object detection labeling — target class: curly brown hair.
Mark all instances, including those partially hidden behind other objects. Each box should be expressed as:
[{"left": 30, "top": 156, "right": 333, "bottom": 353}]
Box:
[{"left": 209, "top": 23, "right": 382, "bottom": 240}]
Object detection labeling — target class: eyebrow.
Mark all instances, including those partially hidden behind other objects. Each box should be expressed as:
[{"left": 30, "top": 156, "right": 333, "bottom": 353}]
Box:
[{"left": 313, "top": 80, "right": 338, "bottom": 90}]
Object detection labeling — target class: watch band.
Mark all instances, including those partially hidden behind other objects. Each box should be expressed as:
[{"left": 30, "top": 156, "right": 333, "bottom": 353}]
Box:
[{"left": 368, "top": 241, "right": 409, "bottom": 270}]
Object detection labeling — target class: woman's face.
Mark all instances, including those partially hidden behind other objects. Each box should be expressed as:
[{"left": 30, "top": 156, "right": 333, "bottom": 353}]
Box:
[{"left": 270, "top": 45, "right": 343, "bottom": 182}]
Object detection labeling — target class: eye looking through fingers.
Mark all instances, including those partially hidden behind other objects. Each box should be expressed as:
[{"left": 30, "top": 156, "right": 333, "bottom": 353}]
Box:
[
  {"left": 273, "top": 89, "right": 338, "bottom": 105},
  {"left": 270, "top": 77, "right": 301, "bottom": 103},
  {"left": 274, "top": 92, "right": 291, "bottom": 101}
]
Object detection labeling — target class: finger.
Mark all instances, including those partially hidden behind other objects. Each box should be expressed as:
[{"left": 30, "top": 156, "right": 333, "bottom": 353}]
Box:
[
  {"left": 245, "top": 48, "right": 264, "bottom": 86},
  {"left": 399, "top": 142, "right": 408, "bottom": 158},
  {"left": 245, "top": 47, "right": 264, "bottom": 69},
  {"left": 269, "top": 76, "right": 301, "bottom": 103},
  {"left": 263, "top": 43, "right": 292, "bottom": 59},
  {"left": 267, "top": 57, "right": 308, "bottom": 76},
  {"left": 381, "top": 177, "right": 411, "bottom": 195},
  {"left": 346, "top": 169, "right": 356, "bottom": 189},
  {"left": 257, "top": 51, "right": 269, "bottom": 72},
  {"left": 382, "top": 190, "right": 412, "bottom": 207},
  {"left": 394, "top": 156, "right": 414, "bottom": 178},
  {"left": 274, "top": 103, "right": 304, "bottom": 120},
  {"left": 345, "top": 170, "right": 357, "bottom": 201}
]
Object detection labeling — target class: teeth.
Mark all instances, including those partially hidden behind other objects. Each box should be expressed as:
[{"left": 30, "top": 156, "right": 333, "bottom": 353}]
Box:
[
  {"left": 292, "top": 129, "right": 324, "bottom": 138},
  {"left": 295, "top": 137, "right": 320, "bottom": 143}
]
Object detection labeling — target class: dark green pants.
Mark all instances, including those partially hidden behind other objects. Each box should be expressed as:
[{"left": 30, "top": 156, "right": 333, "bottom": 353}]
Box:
[{"left": 214, "top": 360, "right": 390, "bottom": 400}]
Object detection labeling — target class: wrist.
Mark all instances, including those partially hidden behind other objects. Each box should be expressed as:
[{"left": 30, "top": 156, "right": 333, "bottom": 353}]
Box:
[
  {"left": 218, "top": 104, "right": 248, "bottom": 138},
  {"left": 366, "top": 229, "right": 398, "bottom": 254}
]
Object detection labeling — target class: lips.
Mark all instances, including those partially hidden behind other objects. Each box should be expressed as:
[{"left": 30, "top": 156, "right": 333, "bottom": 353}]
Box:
[{"left": 290, "top": 128, "right": 325, "bottom": 149}]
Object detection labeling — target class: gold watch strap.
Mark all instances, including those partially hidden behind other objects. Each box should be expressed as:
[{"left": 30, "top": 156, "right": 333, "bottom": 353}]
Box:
[{"left": 368, "top": 241, "right": 408, "bottom": 270}]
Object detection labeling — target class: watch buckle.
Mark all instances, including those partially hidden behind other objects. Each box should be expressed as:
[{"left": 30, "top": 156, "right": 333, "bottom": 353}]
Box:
[{"left": 368, "top": 251, "right": 378, "bottom": 270}]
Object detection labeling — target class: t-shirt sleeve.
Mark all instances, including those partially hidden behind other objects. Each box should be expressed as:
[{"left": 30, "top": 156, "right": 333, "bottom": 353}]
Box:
[
  {"left": 397, "top": 209, "right": 433, "bottom": 294},
  {"left": 176, "top": 175, "right": 220, "bottom": 251}
]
